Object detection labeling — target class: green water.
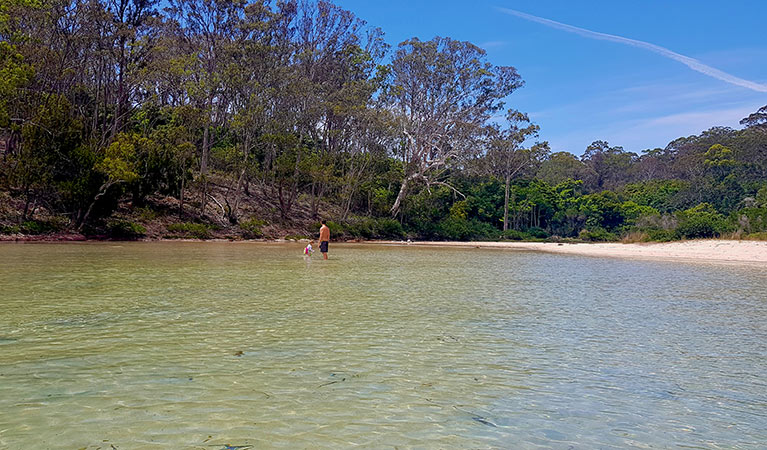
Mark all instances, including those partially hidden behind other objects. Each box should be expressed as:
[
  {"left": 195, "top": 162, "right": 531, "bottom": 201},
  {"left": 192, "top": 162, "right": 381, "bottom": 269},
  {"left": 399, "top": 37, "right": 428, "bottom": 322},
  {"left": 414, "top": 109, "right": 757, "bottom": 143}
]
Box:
[{"left": 1, "top": 242, "right": 765, "bottom": 448}]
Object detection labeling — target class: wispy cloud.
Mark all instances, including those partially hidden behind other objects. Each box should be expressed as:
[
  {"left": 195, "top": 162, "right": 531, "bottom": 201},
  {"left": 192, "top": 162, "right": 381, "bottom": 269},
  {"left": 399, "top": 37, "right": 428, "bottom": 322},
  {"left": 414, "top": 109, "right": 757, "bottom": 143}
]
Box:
[
  {"left": 497, "top": 7, "right": 767, "bottom": 93},
  {"left": 636, "top": 105, "right": 757, "bottom": 129},
  {"left": 479, "top": 40, "right": 508, "bottom": 49},
  {"left": 550, "top": 102, "right": 761, "bottom": 154}
]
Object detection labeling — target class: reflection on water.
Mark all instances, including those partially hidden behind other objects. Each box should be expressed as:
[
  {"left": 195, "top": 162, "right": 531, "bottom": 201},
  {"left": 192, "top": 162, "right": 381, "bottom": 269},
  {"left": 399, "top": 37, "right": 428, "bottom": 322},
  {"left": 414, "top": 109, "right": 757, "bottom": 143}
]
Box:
[{"left": 0, "top": 242, "right": 765, "bottom": 448}]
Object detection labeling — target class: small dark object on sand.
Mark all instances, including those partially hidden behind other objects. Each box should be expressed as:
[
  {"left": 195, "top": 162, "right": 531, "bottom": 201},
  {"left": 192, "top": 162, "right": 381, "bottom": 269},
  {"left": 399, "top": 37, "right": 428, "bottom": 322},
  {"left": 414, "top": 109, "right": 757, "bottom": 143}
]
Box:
[
  {"left": 472, "top": 416, "right": 497, "bottom": 427},
  {"left": 318, "top": 377, "right": 346, "bottom": 388}
]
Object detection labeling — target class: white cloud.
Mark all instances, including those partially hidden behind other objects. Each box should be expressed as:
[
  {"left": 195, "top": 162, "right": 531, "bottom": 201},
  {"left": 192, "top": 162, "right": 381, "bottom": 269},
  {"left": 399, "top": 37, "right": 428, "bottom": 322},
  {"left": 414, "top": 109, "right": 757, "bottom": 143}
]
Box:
[
  {"left": 544, "top": 102, "right": 763, "bottom": 154},
  {"left": 497, "top": 7, "right": 767, "bottom": 93}
]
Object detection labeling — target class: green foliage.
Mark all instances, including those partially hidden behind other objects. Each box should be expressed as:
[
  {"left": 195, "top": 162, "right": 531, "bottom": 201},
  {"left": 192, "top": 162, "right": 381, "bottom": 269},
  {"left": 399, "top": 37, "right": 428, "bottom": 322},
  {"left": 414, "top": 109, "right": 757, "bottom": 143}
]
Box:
[
  {"left": 239, "top": 218, "right": 267, "bottom": 239},
  {"left": 166, "top": 222, "right": 212, "bottom": 239},
  {"left": 733, "top": 207, "right": 767, "bottom": 234},
  {"left": 621, "top": 201, "right": 659, "bottom": 225},
  {"left": 19, "top": 218, "right": 67, "bottom": 234},
  {"left": 0, "top": 223, "right": 20, "bottom": 234},
  {"left": 107, "top": 220, "right": 146, "bottom": 240},
  {"left": 675, "top": 203, "right": 730, "bottom": 239},
  {"left": 579, "top": 190, "right": 625, "bottom": 231},
  {"left": 136, "top": 207, "right": 159, "bottom": 222},
  {"left": 501, "top": 229, "right": 525, "bottom": 241},
  {"left": 526, "top": 226, "right": 549, "bottom": 239},
  {"left": 621, "top": 180, "right": 687, "bottom": 212},
  {"left": 313, "top": 218, "right": 404, "bottom": 240},
  {"left": 704, "top": 144, "right": 735, "bottom": 168},
  {"left": 578, "top": 228, "right": 618, "bottom": 242},
  {"left": 645, "top": 228, "right": 676, "bottom": 242},
  {"left": 372, "top": 218, "right": 405, "bottom": 239},
  {"left": 436, "top": 217, "right": 499, "bottom": 241},
  {"left": 96, "top": 134, "right": 140, "bottom": 184},
  {"left": 756, "top": 186, "right": 767, "bottom": 207},
  {"left": 0, "top": 41, "right": 33, "bottom": 126},
  {"left": 342, "top": 218, "right": 405, "bottom": 239}
]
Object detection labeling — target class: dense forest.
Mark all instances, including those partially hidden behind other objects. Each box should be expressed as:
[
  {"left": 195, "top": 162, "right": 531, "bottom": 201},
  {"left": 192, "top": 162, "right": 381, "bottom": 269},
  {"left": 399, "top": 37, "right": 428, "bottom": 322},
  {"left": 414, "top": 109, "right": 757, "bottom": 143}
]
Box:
[{"left": 1, "top": 0, "right": 766, "bottom": 241}]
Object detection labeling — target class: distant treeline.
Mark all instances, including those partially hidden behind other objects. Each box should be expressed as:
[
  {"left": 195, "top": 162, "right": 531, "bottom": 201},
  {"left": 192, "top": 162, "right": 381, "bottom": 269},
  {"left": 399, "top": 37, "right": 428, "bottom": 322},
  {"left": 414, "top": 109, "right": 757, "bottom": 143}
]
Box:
[{"left": 1, "top": 0, "right": 766, "bottom": 241}]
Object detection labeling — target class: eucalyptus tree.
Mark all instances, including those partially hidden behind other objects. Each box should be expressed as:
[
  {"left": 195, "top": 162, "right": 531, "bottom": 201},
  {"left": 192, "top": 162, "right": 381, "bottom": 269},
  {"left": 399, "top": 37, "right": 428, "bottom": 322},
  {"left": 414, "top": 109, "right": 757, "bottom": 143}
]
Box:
[
  {"left": 580, "top": 140, "right": 637, "bottom": 191},
  {"left": 736, "top": 106, "right": 767, "bottom": 182},
  {"left": 537, "top": 152, "right": 588, "bottom": 186},
  {"left": 286, "top": 0, "right": 388, "bottom": 218},
  {"left": 0, "top": 0, "right": 35, "bottom": 132},
  {"left": 98, "top": 0, "right": 160, "bottom": 139},
  {"left": 252, "top": 0, "right": 387, "bottom": 220},
  {"left": 165, "top": 0, "right": 247, "bottom": 176},
  {"left": 385, "top": 36, "right": 523, "bottom": 216},
  {"left": 163, "top": 0, "right": 252, "bottom": 219},
  {"left": 218, "top": 0, "right": 271, "bottom": 223},
  {"left": 486, "top": 110, "right": 547, "bottom": 231},
  {"left": 740, "top": 105, "right": 767, "bottom": 129}
]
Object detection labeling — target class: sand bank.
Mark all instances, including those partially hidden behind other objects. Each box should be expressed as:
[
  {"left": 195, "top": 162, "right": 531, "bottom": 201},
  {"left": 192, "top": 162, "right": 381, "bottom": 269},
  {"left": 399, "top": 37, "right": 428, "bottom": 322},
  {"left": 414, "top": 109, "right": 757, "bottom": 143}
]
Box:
[{"left": 378, "top": 240, "right": 767, "bottom": 265}]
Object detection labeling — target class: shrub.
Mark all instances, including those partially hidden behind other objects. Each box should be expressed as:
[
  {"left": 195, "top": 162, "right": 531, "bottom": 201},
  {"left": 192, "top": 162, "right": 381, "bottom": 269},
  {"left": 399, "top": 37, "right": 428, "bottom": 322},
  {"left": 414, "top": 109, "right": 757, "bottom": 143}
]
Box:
[
  {"left": 20, "top": 218, "right": 68, "bottom": 235},
  {"left": 240, "top": 218, "right": 267, "bottom": 239},
  {"left": 343, "top": 221, "right": 371, "bottom": 239},
  {"left": 436, "top": 217, "right": 498, "bottom": 241},
  {"left": 166, "top": 222, "right": 212, "bottom": 239},
  {"left": 107, "top": 220, "right": 146, "bottom": 240},
  {"left": 325, "top": 218, "right": 405, "bottom": 240},
  {"left": 646, "top": 228, "right": 676, "bottom": 242},
  {"left": 733, "top": 207, "right": 767, "bottom": 233},
  {"left": 675, "top": 203, "right": 730, "bottom": 239},
  {"left": 744, "top": 231, "right": 767, "bottom": 241},
  {"left": 372, "top": 218, "right": 404, "bottom": 239},
  {"left": 578, "top": 228, "right": 618, "bottom": 242},
  {"left": 437, "top": 217, "right": 471, "bottom": 240},
  {"left": 0, "top": 224, "right": 21, "bottom": 235},
  {"left": 136, "top": 207, "right": 159, "bottom": 222},
  {"left": 502, "top": 229, "right": 525, "bottom": 241},
  {"left": 526, "top": 226, "right": 549, "bottom": 239}
]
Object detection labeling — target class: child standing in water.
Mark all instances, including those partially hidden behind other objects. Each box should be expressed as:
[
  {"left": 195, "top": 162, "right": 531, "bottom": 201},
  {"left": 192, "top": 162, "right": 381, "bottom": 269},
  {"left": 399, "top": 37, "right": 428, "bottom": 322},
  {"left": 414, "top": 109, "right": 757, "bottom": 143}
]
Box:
[{"left": 304, "top": 240, "right": 315, "bottom": 256}]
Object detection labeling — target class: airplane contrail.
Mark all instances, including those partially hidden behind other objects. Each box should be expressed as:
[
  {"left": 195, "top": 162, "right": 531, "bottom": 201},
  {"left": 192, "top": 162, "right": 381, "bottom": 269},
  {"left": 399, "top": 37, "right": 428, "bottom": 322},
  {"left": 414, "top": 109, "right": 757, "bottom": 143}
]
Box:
[{"left": 497, "top": 7, "right": 767, "bottom": 93}]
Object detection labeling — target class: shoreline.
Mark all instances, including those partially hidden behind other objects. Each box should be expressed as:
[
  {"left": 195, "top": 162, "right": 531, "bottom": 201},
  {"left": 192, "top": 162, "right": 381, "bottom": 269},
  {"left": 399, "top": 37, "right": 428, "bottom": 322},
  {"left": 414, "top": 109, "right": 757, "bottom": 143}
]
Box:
[
  {"left": 373, "top": 240, "right": 767, "bottom": 265},
  {"left": 2, "top": 235, "right": 766, "bottom": 265}
]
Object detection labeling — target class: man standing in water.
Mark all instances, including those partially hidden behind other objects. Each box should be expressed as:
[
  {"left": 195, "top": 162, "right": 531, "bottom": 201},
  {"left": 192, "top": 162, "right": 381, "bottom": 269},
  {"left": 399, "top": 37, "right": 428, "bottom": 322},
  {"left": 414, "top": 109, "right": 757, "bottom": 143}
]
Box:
[{"left": 319, "top": 220, "right": 330, "bottom": 260}]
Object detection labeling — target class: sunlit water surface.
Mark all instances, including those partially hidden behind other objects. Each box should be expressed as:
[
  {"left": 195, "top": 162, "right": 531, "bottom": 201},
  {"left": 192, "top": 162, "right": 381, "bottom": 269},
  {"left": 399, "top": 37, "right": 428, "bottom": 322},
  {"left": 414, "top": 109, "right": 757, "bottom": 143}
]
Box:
[{"left": 0, "top": 242, "right": 765, "bottom": 449}]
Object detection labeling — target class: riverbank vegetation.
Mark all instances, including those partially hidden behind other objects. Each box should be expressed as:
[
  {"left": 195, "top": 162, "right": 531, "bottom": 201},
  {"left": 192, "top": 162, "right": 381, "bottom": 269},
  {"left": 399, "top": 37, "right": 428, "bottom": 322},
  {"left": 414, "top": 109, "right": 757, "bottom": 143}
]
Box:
[{"left": 1, "top": 0, "right": 766, "bottom": 241}]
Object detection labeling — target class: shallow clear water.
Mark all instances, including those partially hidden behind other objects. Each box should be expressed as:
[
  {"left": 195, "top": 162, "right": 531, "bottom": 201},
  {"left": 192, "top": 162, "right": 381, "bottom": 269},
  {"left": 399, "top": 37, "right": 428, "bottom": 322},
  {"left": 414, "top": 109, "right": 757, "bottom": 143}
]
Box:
[{"left": 0, "top": 242, "right": 765, "bottom": 449}]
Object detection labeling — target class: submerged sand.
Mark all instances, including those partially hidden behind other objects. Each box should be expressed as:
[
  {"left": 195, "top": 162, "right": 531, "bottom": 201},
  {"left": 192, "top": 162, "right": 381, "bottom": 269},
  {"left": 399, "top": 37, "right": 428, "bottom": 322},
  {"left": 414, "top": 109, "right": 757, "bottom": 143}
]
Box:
[{"left": 377, "top": 240, "right": 767, "bottom": 265}]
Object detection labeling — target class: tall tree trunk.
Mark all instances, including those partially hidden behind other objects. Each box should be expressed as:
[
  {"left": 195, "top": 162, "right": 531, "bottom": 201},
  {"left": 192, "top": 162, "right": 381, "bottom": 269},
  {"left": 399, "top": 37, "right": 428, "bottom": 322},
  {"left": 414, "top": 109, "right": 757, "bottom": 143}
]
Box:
[
  {"left": 229, "top": 141, "right": 250, "bottom": 223},
  {"left": 199, "top": 123, "right": 211, "bottom": 218},
  {"left": 78, "top": 180, "right": 117, "bottom": 231},
  {"left": 390, "top": 173, "right": 419, "bottom": 216},
  {"left": 201, "top": 124, "right": 210, "bottom": 175},
  {"left": 503, "top": 174, "right": 510, "bottom": 232},
  {"left": 179, "top": 170, "right": 185, "bottom": 219}
]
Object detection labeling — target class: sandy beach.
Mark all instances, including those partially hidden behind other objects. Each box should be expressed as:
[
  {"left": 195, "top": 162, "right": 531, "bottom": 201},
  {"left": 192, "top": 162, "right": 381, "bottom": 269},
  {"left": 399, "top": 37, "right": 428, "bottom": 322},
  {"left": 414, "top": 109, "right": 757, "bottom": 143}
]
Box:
[{"left": 379, "top": 239, "right": 767, "bottom": 265}]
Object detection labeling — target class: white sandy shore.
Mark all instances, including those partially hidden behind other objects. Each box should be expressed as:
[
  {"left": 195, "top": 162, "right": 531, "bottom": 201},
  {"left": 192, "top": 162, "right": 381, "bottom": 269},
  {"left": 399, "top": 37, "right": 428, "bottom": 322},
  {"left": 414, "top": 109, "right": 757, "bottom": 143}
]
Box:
[{"left": 374, "top": 240, "right": 767, "bottom": 265}]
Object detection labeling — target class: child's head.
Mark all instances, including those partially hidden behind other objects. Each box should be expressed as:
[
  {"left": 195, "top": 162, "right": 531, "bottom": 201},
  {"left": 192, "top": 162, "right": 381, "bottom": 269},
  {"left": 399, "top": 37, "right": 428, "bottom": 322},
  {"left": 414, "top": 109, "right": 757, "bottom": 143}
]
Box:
[{"left": 309, "top": 240, "right": 314, "bottom": 245}]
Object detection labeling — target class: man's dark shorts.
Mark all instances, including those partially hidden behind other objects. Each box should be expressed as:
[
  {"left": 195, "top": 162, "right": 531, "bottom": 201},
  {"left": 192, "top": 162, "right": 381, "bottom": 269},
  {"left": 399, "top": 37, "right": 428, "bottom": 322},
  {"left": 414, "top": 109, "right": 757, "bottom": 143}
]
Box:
[{"left": 320, "top": 241, "right": 329, "bottom": 253}]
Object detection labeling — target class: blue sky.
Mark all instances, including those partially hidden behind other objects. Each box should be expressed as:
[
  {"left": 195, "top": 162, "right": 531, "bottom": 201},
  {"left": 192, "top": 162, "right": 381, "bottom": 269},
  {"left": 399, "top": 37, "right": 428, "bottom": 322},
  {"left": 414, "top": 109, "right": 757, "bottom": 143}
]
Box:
[{"left": 333, "top": 0, "right": 767, "bottom": 155}]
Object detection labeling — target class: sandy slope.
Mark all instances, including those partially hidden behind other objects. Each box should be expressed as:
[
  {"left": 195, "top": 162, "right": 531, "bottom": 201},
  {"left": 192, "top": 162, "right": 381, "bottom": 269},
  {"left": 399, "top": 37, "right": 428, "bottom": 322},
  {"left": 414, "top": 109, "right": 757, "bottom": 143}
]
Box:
[{"left": 377, "top": 240, "right": 767, "bottom": 265}]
